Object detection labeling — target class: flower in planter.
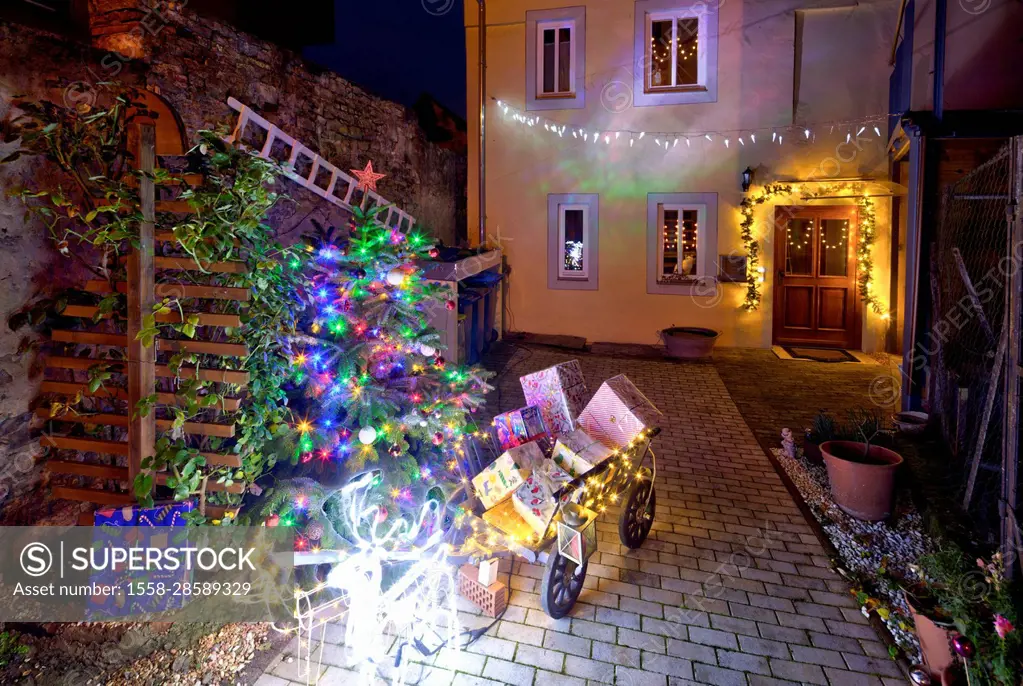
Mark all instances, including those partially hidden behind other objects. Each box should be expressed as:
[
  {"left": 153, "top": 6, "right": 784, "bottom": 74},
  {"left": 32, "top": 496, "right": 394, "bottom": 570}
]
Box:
[{"left": 994, "top": 615, "right": 1014, "bottom": 640}]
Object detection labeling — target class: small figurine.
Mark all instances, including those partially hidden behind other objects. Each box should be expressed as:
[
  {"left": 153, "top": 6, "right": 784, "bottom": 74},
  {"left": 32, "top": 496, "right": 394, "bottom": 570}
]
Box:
[{"left": 781, "top": 428, "right": 796, "bottom": 458}]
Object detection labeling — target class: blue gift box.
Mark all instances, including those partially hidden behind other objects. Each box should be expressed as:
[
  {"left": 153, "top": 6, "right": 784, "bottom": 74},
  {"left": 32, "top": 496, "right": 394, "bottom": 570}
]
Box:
[{"left": 93, "top": 500, "right": 194, "bottom": 527}]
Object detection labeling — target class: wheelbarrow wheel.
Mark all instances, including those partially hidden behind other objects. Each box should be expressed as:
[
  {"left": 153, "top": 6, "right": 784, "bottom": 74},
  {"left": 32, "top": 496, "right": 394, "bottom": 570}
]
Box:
[
  {"left": 619, "top": 475, "right": 655, "bottom": 549},
  {"left": 540, "top": 551, "right": 588, "bottom": 619}
]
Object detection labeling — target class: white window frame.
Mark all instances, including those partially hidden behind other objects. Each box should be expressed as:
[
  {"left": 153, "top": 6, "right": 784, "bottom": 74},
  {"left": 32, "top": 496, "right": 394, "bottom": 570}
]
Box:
[
  {"left": 548, "top": 193, "right": 598, "bottom": 290},
  {"left": 645, "top": 9, "right": 707, "bottom": 92},
  {"left": 633, "top": 0, "right": 718, "bottom": 107},
  {"left": 526, "top": 7, "right": 586, "bottom": 111},
  {"left": 646, "top": 192, "right": 717, "bottom": 295},
  {"left": 558, "top": 203, "right": 589, "bottom": 280},
  {"left": 536, "top": 20, "right": 577, "bottom": 98},
  {"left": 657, "top": 203, "right": 704, "bottom": 280}
]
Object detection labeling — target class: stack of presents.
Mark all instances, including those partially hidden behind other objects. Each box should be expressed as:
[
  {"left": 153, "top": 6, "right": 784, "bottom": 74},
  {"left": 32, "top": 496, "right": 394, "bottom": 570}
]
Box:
[{"left": 469, "top": 361, "right": 662, "bottom": 544}]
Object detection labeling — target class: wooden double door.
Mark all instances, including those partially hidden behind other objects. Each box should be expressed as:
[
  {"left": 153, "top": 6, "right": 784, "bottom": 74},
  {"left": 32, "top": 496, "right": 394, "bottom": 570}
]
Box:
[{"left": 772, "top": 206, "right": 860, "bottom": 348}]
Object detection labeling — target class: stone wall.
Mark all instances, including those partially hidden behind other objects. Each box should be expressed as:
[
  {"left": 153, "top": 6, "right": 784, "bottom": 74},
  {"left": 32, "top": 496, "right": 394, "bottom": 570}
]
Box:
[{"left": 0, "top": 5, "right": 466, "bottom": 514}]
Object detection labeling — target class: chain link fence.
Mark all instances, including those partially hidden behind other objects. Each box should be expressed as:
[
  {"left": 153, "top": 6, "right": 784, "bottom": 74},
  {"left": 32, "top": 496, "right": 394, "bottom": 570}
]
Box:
[{"left": 930, "top": 143, "right": 1015, "bottom": 542}]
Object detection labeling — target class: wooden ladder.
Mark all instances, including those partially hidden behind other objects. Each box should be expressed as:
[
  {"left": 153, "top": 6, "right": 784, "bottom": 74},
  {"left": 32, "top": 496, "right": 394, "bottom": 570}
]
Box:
[
  {"left": 39, "top": 122, "right": 245, "bottom": 522},
  {"left": 225, "top": 97, "right": 417, "bottom": 231}
]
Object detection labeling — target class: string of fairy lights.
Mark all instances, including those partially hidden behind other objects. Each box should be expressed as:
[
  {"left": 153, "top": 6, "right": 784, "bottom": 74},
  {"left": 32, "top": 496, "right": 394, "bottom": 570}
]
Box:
[{"left": 493, "top": 97, "right": 888, "bottom": 153}]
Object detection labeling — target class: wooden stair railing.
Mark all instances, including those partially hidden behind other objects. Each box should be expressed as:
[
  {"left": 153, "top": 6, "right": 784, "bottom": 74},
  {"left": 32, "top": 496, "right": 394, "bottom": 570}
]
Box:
[{"left": 38, "top": 122, "right": 245, "bottom": 521}]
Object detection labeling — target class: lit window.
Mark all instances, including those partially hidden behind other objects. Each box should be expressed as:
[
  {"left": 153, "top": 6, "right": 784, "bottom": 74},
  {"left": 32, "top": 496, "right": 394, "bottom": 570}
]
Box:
[
  {"left": 648, "top": 15, "right": 701, "bottom": 90},
  {"left": 634, "top": 1, "right": 718, "bottom": 106},
  {"left": 538, "top": 21, "right": 575, "bottom": 97},
  {"left": 646, "top": 193, "right": 717, "bottom": 295},
  {"left": 548, "top": 194, "right": 598, "bottom": 290},
  {"left": 659, "top": 206, "right": 700, "bottom": 281},
  {"left": 559, "top": 204, "right": 588, "bottom": 279}
]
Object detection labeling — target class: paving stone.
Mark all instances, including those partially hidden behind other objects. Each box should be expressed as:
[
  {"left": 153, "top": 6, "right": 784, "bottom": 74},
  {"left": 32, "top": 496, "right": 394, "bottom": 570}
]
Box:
[
  {"left": 737, "top": 635, "right": 791, "bottom": 659},
  {"left": 618, "top": 664, "right": 668, "bottom": 685},
  {"left": 619, "top": 596, "right": 665, "bottom": 618},
  {"left": 769, "top": 658, "right": 829, "bottom": 685},
  {"left": 716, "top": 648, "right": 771, "bottom": 675},
  {"left": 688, "top": 626, "right": 739, "bottom": 650},
  {"left": 841, "top": 653, "right": 905, "bottom": 678},
  {"left": 593, "top": 606, "right": 642, "bottom": 630},
  {"left": 544, "top": 629, "right": 593, "bottom": 658},
  {"left": 435, "top": 648, "right": 486, "bottom": 675},
  {"left": 465, "top": 635, "right": 517, "bottom": 661},
  {"left": 571, "top": 618, "right": 617, "bottom": 642},
  {"left": 822, "top": 667, "right": 886, "bottom": 685},
  {"left": 496, "top": 620, "right": 545, "bottom": 646},
  {"left": 641, "top": 651, "right": 695, "bottom": 679},
  {"left": 534, "top": 669, "right": 587, "bottom": 686},
  {"left": 666, "top": 638, "right": 717, "bottom": 664},
  {"left": 481, "top": 657, "right": 535, "bottom": 685},
  {"left": 692, "top": 662, "right": 749, "bottom": 686},
  {"left": 618, "top": 627, "right": 666, "bottom": 653},
  {"left": 515, "top": 644, "right": 566, "bottom": 672},
  {"left": 789, "top": 644, "right": 847, "bottom": 668},
  {"left": 591, "top": 640, "right": 640, "bottom": 666},
  {"left": 564, "top": 654, "right": 615, "bottom": 682}
]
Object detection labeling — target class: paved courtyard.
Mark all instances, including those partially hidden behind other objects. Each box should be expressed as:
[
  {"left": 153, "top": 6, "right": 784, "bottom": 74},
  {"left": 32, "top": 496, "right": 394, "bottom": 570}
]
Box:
[{"left": 259, "top": 345, "right": 907, "bottom": 686}]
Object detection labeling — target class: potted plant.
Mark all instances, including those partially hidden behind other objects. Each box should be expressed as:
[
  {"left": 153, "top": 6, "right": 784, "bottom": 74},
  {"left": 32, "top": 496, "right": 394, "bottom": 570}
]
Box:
[
  {"left": 804, "top": 411, "right": 840, "bottom": 463},
  {"left": 820, "top": 410, "right": 902, "bottom": 521},
  {"left": 902, "top": 581, "right": 958, "bottom": 680},
  {"left": 913, "top": 545, "right": 1020, "bottom": 686},
  {"left": 659, "top": 327, "right": 720, "bottom": 359}
]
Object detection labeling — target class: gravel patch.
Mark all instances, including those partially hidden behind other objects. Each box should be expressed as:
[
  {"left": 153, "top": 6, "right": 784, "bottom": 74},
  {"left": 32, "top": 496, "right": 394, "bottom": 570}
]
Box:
[{"left": 771, "top": 446, "right": 927, "bottom": 663}]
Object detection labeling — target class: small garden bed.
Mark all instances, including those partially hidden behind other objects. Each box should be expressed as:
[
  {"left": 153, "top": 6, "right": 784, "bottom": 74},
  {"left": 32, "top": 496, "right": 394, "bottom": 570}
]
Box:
[{"left": 771, "top": 445, "right": 927, "bottom": 662}]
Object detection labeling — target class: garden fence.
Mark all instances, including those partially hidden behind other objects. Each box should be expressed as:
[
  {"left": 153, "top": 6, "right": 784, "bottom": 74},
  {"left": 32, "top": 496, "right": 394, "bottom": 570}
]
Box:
[{"left": 930, "top": 138, "right": 1022, "bottom": 574}]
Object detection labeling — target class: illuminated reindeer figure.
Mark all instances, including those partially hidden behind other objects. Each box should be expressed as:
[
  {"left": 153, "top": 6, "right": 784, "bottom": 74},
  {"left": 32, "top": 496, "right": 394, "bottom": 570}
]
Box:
[{"left": 324, "top": 470, "right": 460, "bottom": 685}]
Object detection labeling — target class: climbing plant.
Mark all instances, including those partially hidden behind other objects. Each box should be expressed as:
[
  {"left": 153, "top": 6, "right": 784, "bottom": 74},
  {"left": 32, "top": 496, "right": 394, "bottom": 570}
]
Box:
[
  {"left": 2, "top": 87, "right": 309, "bottom": 517},
  {"left": 739, "top": 183, "right": 792, "bottom": 311}
]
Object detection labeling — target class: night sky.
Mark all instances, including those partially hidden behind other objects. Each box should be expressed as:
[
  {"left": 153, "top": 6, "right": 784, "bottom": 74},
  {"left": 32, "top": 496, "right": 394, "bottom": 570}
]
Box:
[{"left": 304, "top": 0, "right": 468, "bottom": 119}]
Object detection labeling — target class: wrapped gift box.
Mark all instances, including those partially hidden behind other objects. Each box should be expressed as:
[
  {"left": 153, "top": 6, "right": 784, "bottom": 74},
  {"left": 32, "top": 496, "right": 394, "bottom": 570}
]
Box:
[
  {"left": 577, "top": 375, "right": 663, "bottom": 448},
  {"left": 519, "top": 360, "right": 588, "bottom": 438},
  {"left": 501, "top": 441, "right": 574, "bottom": 492},
  {"left": 512, "top": 475, "right": 557, "bottom": 536},
  {"left": 492, "top": 406, "right": 547, "bottom": 451},
  {"left": 482, "top": 498, "right": 539, "bottom": 542},
  {"left": 552, "top": 428, "right": 612, "bottom": 476},
  {"left": 94, "top": 501, "right": 194, "bottom": 527},
  {"left": 472, "top": 448, "right": 528, "bottom": 510}
]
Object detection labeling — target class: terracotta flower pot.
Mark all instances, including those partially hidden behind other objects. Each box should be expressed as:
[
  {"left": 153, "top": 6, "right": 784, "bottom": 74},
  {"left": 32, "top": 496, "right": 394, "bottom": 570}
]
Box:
[
  {"left": 904, "top": 589, "right": 956, "bottom": 681},
  {"left": 820, "top": 440, "right": 903, "bottom": 521}
]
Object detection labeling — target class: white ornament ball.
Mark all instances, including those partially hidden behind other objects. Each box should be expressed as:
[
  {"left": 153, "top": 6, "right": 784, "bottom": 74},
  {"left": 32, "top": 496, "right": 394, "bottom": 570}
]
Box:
[
  {"left": 419, "top": 343, "right": 436, "bottom": 357},
  {"left": 386, "top": 268, "right": 405, "bottom": 286},
  {"left": 358, "top": 426, "right": 378, "bottom": 445}
]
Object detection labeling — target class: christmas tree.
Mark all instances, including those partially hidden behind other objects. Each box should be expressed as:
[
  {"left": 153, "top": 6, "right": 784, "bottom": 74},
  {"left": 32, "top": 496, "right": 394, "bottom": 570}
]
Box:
[{"left": 265, "top": 202, "right": 493, "bottom": 542}]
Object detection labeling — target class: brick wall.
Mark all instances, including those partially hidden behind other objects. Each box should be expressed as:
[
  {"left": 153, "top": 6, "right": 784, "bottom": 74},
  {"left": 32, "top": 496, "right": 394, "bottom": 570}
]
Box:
[{"left": 0, "top": 5, "right": 465, "bottom": 515}]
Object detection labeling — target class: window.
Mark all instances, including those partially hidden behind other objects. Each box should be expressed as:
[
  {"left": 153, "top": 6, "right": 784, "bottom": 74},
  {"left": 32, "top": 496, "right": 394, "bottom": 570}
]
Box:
[
  {"left": 646, "top": 193, "right": 718, "bottom": 295},
  {"left": 548, "top": 194, "right": 598, "bottom": 290},
  {"left": 634, "top": 0, "right": 718, "bottom": 106},
  {"left": 658, "top": 206, "right": 700, "bottom": 281},
  {"left": 559, "top": 204, "right": 589, "bottom": 279},
  {"left": 526, "top": 8, "right": 586, "bottom": 111},
  {"left": 538, "top": 22, "right": 575, "bottom": 97}
]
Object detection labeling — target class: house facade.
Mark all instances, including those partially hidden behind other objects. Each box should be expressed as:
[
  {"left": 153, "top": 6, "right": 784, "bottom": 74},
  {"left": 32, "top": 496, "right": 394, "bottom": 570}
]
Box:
[{"left": 464, "top": 0, "right": 902, "bottom": 350}]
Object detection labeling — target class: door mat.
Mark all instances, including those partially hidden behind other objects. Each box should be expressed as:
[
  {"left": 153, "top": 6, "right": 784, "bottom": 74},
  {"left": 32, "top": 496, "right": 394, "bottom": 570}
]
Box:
[{"left": 780, "top": 346, "right": 859, "bottom": 363}]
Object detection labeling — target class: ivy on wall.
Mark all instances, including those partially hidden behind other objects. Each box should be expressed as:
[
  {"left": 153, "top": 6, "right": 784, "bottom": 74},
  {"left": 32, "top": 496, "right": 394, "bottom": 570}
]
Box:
[{"left": 2, "top": 88, "right": 309, "bottom": 519}]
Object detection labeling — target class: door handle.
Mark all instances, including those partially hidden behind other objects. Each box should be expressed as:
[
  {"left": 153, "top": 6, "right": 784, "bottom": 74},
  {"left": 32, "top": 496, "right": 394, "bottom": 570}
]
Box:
[{"left": 778, "top": 270, "right": 784, "bottom": 280}]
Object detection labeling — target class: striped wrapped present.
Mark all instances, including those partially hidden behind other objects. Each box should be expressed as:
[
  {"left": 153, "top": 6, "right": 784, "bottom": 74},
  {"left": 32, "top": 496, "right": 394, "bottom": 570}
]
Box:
[{"left": 577, "top": 375, "right": 662, "bottom": 448}]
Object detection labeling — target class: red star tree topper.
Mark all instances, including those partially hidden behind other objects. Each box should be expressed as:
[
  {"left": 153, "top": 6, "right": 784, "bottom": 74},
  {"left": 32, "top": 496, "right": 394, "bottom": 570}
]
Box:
[{"left": 350, "top": 161, "right": 386, "bottom": 193}]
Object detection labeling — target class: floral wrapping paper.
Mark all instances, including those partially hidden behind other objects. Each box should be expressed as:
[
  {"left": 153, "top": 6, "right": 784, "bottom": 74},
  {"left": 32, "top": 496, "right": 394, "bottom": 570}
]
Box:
[
  {"left": 519, "top": 360, "right": 589, "bottom": 438},
  {"left": 492, "top": 405, "right": 547, "bottom": 451},
  {"left": 577, "top": 375, "right": 663, "bottom": 448}
]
